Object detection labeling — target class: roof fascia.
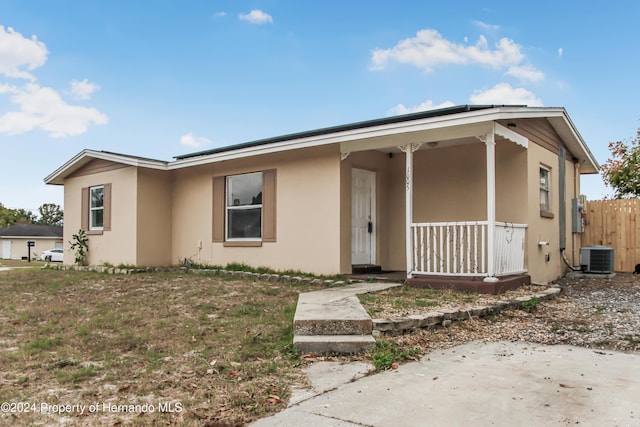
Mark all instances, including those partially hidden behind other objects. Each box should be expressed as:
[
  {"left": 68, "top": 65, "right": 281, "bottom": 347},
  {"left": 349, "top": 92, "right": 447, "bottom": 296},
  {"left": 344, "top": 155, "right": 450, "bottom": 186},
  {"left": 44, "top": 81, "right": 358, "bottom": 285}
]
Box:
[
  {"left": 488, "top": 107, "right": 599, "bottom": 173},
  {"left": 169, "top": 107, "right": 539, "bottom": 169},
  {"left": 45, "top": 150, "right": 168, "bottom": 185},
  {"left": 546, "top": 113, "right": 600, "bottom": 174}
]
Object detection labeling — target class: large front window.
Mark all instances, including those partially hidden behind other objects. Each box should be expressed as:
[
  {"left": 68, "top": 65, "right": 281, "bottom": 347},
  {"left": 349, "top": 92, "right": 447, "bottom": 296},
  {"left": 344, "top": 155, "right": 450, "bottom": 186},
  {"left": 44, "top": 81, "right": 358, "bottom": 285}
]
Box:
[
  {"left": 226, "top": 172, "right": 262, "bottom": 239},
  {"left": 90, "top": 185, "right": 104, "bottom": 230}
]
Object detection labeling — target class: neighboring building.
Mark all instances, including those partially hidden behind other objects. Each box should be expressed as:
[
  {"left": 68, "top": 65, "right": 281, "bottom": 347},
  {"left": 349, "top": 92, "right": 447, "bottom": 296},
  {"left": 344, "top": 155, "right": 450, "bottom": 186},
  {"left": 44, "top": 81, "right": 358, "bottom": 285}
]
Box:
[
  {"left": 44, "top": 105, "right": 599, "bottom": 284},
  {"left": 0, "top": 224, "right": 63, "bottom": 260}
]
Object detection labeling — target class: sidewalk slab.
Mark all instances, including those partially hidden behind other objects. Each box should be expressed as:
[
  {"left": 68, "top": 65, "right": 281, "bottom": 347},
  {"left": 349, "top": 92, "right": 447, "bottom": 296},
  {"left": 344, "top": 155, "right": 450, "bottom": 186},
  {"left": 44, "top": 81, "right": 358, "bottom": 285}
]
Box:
[{"left": 251, "top": 341, "right": 640, "bottom": 426}]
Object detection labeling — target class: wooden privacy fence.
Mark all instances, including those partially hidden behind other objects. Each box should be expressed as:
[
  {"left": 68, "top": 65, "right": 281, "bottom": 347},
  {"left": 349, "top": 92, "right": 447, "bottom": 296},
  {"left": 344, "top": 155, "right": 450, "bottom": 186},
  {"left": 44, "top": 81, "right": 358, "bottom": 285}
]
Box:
[{"left": 582, "top": 198, "right": 640, "bottom": 272}]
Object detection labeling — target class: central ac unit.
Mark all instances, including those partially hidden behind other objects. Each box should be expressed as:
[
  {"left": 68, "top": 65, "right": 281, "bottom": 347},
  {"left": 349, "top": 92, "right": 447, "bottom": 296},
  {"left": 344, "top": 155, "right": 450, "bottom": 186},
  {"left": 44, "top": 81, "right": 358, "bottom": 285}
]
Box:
[{"left": 579, "top": 245, "right": 614, "bottom": 273}]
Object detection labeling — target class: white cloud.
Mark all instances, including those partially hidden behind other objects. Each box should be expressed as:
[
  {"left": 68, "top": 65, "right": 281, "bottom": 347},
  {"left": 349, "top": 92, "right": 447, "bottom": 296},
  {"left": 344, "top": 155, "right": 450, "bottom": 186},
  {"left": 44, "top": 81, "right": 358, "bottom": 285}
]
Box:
[
  {"left": 388, "top": 100, "right": 455, "bottom": 116},
  {"left": 180, "top": 132, "right": 212, "bottom": 148},
  {"left": 505, "top": 64, "right": 544, "bottom": 82},
  {"left": 558, "top": 47, "right": 563, "bottom": 57},
  {"left": 70, "top": 78, "right": 100, "bottom": 100},
  {"left": 239, "top": 10, "right": 273, "bottom": 25},
  {"left": 370, "top": 29, "right": 545, "bottom": 82},
  {"left": 0, "top": 83, "right": 108, "bottom": 137},
  {"left": 214, "top": 12, "right": 227, "bottom": 18},
  {"left": 472, "top": 20, "right": 500, "bottom": 31},
  {"left": 0, "top": 26, "right": 48, "bottom": 81},
  {"left": 371, "top": 29, "right": 525, "bottom": 72},
  {"left": 469, "top": 83, "right": 543, "bottom": 107},
  {"left": 0, "top": 27, "right": 106, "bottom": 138}
]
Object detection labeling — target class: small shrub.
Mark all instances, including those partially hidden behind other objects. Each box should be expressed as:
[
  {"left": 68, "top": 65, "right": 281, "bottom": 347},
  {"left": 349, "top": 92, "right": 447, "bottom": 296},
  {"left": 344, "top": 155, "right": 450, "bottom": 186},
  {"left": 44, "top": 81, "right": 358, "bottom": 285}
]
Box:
[
  {"left": 521, "top": 296, "right": 539, "bottom": 312},
  {"left": 69, "top": 229, "right": 89, "bottom": 265}
]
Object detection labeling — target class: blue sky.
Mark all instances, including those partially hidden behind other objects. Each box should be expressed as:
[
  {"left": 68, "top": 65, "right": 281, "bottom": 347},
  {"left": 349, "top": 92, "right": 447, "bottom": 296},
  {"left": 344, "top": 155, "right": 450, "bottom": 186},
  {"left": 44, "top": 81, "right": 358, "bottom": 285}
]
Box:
[{"left": 1, "top": 1, "right": 639, "bottom": 213}]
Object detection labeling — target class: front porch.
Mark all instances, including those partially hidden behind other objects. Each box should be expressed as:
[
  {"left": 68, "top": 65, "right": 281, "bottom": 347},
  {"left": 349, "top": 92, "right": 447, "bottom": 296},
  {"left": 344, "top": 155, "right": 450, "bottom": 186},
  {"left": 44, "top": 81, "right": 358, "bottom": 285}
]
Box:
[{"left": 344, "top": 119, "right": 531, "bottom": 286}]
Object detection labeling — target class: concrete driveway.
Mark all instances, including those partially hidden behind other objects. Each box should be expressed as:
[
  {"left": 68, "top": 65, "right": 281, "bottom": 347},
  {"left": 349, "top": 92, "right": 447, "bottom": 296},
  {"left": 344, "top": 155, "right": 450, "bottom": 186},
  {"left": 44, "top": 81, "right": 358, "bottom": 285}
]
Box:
[{"left": 251, "top": 341, "right": 639, "bottom": 426}]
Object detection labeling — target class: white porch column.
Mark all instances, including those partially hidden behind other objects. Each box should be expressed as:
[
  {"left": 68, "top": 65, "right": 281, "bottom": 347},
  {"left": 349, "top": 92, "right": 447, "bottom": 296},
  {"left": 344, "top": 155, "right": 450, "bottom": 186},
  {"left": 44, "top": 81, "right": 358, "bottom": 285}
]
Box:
[
  {"left": 399, "top": 143, "right": 422, "bottom": 278},
  {"left": 479, "top": 127, "right": 498, "bottom": 282}
]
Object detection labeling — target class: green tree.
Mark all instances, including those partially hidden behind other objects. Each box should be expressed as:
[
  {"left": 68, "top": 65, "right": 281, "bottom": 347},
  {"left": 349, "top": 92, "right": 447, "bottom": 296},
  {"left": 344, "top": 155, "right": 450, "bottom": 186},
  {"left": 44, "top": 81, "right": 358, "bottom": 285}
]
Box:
[
  {"left": 601, "top": 128, "right": 640, "bottom": 198},
  {"left": 0, "top": 203, "right": 37, "bottom": 228},
  {"left": 37, "top": 203, "right": 63, "bottom": 227}
]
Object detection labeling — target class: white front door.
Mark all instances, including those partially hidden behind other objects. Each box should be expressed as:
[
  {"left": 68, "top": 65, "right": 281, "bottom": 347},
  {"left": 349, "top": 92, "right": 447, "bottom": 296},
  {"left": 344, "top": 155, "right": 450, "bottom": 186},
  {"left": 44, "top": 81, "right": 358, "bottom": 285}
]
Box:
[
  {"left": 352, "top": 168, "right": 376, "bottom": 265},
  {"left": 1, "top": 240, "right": 11, "bottom": 259}
]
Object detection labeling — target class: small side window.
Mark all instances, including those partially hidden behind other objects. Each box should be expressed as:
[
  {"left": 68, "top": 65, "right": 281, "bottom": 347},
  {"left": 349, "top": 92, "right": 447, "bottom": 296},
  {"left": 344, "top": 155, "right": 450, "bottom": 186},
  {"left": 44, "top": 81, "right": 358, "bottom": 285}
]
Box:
[
  {"left": 90, "top": 185, "right": 104, "bottom": 230},
  {"left": 539, "top": 167, "right": 552, "bottom": 217}
]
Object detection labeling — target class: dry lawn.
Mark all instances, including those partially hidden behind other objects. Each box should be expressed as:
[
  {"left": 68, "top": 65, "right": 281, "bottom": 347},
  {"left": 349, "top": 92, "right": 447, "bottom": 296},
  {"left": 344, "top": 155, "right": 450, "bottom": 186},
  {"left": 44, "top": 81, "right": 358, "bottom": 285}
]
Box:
[
  {"left": 0, "top": 268, "right": 315, "bottom": 426},
  {"left": 2, "top": 263, "right": 637, "bottom": 426}
]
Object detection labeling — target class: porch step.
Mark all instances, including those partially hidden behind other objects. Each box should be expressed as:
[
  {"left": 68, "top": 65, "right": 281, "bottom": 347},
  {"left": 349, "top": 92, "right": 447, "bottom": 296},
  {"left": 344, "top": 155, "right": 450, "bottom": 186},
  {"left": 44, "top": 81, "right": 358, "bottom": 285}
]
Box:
[
  {"left": 293, "top": 335, "right": 376, "bottom": 355},
  {"left": 294, "top": 295, "right": 372, "bottom": 336},
  {"left": 292, "top": 282, "right": 400, "bottom": 355},
  {"left": 406, "top": 274, "right": 531, "bottom": 295},
  {"left": 351, "top": 264, "right": 382, "bottom": 274}
]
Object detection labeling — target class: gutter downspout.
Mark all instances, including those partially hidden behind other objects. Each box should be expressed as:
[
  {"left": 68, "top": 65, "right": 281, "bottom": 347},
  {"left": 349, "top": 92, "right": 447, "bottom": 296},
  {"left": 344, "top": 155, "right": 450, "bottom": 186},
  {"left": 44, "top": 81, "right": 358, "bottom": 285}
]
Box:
[{"left": 558, "top": 146, "right": 566, "bottom": 251}]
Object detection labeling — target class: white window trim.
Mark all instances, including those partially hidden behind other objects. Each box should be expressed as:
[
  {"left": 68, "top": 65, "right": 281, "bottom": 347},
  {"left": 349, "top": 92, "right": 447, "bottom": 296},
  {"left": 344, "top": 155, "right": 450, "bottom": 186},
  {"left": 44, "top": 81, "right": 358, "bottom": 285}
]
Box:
[
  {"left": 225, "top": 172, "right": 263, "bottom": 241},
  {"left": 89, "top": 185, "right": 104, "bottom": 231},
  {"left": 539, "top": 166, "right": 551, "bottom": 213}
]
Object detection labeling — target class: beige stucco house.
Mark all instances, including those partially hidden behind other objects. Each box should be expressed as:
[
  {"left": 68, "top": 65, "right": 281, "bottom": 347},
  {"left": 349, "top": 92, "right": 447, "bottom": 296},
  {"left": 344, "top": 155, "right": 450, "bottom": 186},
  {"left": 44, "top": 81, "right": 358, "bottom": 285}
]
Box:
[
  {"left": 0, "top": 224, "right": 63, "bottom": 260},
  {"left": 45, "top": 105, "right": 598, "bottom": 285}
]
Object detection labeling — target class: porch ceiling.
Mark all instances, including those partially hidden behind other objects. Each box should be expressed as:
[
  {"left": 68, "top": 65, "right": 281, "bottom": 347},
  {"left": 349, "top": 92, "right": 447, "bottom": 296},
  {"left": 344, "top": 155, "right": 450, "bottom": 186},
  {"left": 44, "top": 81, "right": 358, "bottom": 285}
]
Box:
[{"left": 339, "top": 122, "right": 526, "bottom": 154}]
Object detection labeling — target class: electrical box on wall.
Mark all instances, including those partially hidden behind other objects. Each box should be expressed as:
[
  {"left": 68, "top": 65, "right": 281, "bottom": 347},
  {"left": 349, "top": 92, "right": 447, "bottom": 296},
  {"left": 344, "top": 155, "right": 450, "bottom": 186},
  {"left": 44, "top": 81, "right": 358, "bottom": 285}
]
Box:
[{"left": 571, "top": 197, "right": 584, "bottom": 233}]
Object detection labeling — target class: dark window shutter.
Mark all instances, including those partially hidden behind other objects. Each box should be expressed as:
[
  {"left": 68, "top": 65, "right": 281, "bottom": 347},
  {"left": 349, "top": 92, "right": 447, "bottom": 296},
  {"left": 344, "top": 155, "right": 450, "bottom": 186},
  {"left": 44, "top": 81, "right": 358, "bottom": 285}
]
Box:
[
  {"left": 81, "top": 187, "right": 89, "bottom": 231},
  {"left": 212, "top": 176, "right": 225, "bottom": 242},
  {"left": 262, "top": 169, "right": 277, "bottom": 242},
  {"left": 103, "top": 183, "right": 112, "bottom": 231}
]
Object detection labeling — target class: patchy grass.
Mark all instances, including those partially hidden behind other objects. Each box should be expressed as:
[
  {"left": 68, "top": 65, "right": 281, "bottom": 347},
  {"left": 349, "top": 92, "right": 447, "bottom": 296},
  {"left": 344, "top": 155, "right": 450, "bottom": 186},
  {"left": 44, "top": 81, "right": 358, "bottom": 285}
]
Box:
[
  {"left": 359, "top": 286, "right": 483, "bottom": 317},
  {"left": 521, "top": 296, "right": 540, "bottom": 312},
  {"left": 370, "top": 340, "right": 420, "bottom": 371},
  {"left": 0, "top": 269, "right": 318, "bottom": 426},
  {"left": 0, "top": 259, "right": 48, "bottom": 268},
  {"left": 359, "top": 285, "right": 546, "bottom": 319}
]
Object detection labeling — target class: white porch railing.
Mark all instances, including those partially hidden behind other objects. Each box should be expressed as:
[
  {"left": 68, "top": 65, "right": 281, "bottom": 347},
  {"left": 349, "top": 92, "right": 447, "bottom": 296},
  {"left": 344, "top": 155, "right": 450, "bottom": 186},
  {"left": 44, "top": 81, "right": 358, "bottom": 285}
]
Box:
[{"left": 410, "top": 221, "right": 527, "bottom": 277}]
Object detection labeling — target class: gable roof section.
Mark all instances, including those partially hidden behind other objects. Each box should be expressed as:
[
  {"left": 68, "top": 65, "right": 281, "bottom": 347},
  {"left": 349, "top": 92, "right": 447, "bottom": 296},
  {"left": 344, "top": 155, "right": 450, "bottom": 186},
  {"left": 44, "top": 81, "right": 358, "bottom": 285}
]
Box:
[
  {"left": 175, "top": 105, "right": 500, "bottom": 160},
  {"left": 170, "top": 105, "right": 599, "bottom": 174},
  {"left": 44, "top": 105, "right": 600, "bottom": 184},
  {"left": 0, "top": 224, "right": 63, "bottom": 238},
  {"left": 45, "top": 150, "right": 168, "bottom": 185}
]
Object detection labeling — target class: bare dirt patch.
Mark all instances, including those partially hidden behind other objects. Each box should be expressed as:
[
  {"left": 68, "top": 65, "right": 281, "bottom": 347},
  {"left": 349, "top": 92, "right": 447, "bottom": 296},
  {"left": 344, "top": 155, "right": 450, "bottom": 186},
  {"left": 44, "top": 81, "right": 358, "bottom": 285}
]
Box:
[{"left": 377, "top": 273, "right": 640, "bottom": 357}]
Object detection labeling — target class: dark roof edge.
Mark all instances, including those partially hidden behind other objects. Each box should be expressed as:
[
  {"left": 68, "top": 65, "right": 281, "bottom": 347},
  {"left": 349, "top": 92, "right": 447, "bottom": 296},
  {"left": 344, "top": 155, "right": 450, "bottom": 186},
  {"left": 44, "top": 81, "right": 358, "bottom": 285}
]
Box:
[
  {"left": 98, "top": 150, "right": 168, "bottom": 164},
  {"left": 174, "top": 104, "right": 523, "bottom": 160}
]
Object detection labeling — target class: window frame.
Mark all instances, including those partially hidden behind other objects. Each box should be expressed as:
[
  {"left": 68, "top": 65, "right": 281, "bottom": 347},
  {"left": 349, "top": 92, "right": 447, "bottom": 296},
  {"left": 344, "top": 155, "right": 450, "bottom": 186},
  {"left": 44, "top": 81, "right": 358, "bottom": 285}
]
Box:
[
  {"left": 539, "top": 166, "right": 553, "bottom": 217},
  {"left": 225, "top": 172, "right": 263, "bottom": 242},
  {"left": 81, "top": 183, "right": 111, "bottom": 235},
  {"left": 89, "top": 185, "right": 105, "bottom": 231},
  {"left": 212, "top": 170, "right": 276, "bottom": 245}
]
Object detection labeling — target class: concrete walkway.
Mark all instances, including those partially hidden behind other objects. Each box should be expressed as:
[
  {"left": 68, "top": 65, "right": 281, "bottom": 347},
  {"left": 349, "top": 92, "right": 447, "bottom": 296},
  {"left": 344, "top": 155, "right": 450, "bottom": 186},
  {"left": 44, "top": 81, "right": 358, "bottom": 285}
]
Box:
[
  {"left": 293, "top": 282, "right": 401, "bottom": 354},
  {"left": 251, "top": 341, "right": 640, "bottom": 426}
]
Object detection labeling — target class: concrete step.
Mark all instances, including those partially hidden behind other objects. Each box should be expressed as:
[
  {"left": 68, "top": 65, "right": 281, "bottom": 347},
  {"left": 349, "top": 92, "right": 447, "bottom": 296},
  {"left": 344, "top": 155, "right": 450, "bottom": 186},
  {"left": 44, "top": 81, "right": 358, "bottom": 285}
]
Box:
[
  {"left": 294, "top": 294, "right": 373, "bottom": 336},
  {"left": 294, "top": 317, "right": 372, "bottom": 336},
  {"left": 293, "top": 335, "right": 376, "bottom": 355}
]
